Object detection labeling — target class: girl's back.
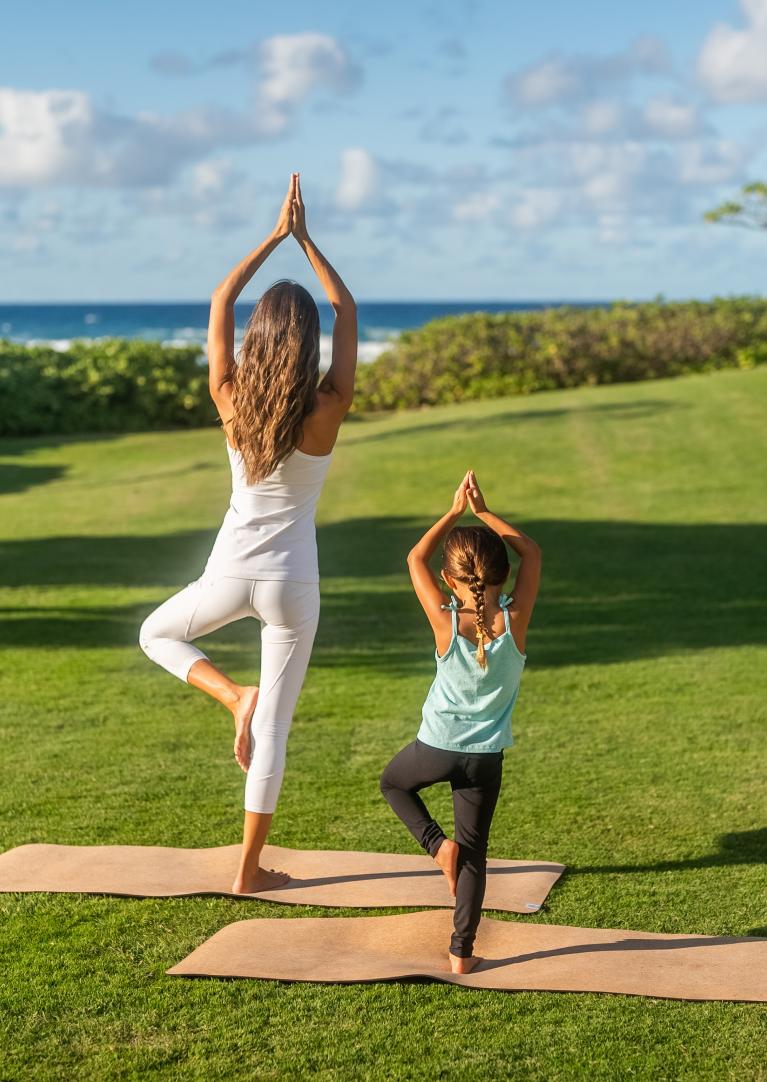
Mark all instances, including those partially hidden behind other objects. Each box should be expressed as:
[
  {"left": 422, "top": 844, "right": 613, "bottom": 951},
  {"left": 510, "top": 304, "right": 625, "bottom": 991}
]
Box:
[{"left": 419, "top": 593, "right": 526, "bottom": 754}]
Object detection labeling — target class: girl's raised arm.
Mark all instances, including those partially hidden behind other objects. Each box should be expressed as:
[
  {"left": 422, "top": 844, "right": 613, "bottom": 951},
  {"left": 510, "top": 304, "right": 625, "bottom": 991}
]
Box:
[
  {"left": 207, "top": 176, "right": 296, "bottom": 428},
  {"left": 291, "top": 175, "right": 357, "bottom": 412},
  {"left": 466, "top": 471, "right": 541, "bottom": 648},
  {"left": 406, "top": 473, "right": 471, "bottom": 650}
]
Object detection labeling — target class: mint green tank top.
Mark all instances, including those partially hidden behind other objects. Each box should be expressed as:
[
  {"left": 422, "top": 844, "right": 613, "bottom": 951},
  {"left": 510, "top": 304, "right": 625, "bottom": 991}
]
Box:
[{"left": 417, "top": 594, "right": 526, "bottom": 754}]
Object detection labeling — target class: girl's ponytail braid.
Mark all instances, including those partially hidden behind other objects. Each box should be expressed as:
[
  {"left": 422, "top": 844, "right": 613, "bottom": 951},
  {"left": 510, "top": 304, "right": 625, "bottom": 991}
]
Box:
[{"left": 468, "top": 571, "right": 488, "bottom": 670}]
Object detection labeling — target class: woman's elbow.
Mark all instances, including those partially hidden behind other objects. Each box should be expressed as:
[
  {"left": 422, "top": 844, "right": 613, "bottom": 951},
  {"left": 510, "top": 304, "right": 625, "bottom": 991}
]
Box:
[
  {"left": 332, "top": 297, "right": 357, "bottom": 318},
  {"left": 210, "top": 284, "right": 232, "bottom": 306}
]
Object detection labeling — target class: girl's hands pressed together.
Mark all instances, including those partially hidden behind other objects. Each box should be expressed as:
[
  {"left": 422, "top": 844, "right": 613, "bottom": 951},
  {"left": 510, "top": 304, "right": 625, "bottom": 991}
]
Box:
[
  {"left": 451, "top": 472, "right": 470, "bottom": 517},
  {"left": 466, "top": 469, "right": 488, "bottom": 514},
  {"left": 273, "top": 174, "right": 297, "bottom": 240}
]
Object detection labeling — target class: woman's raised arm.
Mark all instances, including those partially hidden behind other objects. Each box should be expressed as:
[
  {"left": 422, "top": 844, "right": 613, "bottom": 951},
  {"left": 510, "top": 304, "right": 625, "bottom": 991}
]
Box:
[
  {"left": 291, "top": 175, "right": 357, "bottom": 412},
  {"left": 207, "top": 176, "right": 296, "bottom": 425}
]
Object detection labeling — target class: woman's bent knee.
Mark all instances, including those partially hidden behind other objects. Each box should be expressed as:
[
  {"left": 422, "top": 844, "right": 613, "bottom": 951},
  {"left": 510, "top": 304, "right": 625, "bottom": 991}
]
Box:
[{"left": 138, "top": 617, "right": 156, "bottom": 657}]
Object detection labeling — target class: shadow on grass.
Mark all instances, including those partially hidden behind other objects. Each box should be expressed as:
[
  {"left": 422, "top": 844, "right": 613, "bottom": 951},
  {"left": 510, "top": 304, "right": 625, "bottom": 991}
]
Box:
[
  {"left": 342, "top": 398, "right": 681, "bottom": 446},
  {"left": 0, "top": 516, "right": 764, "bottom": 670},
  {"left": 1, "top": 515, "right": 765, "bottom": 666},
  {"left": 0, "top": 463, "right": 68, "bottom": 494},
  {"left": 572, "top": 827, "right": 767, "bottom": 877}
]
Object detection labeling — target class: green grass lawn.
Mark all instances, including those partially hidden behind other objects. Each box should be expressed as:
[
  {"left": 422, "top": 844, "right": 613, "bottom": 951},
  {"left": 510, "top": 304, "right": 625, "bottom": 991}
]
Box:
[{"left": 1, "top": 368, "right": 766, "bottom": 1080}]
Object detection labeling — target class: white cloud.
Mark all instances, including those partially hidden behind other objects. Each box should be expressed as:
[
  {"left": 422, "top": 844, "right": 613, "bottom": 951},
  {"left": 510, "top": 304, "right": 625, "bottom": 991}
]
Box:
[
  {"left": 676, "top": 139, "right": 747, "bottom": 185},
  {"left": 509, "top": 57, "right": 579, "bottom": 107},
  {"left": 642, "top": 97, "right": 702, "bottom": 140},
  {"left": 698, "top": 0, "right": 767, "bottom": 102},
  {"left": 256, "top": 33, "right": 362, "bottom": 133},
  {"left": 508, "top": 189, "right": 562, "bottom": 229},
  {"left": 0, "top": 35, "right": 361, "bottom": 191},
  {"left": 131, "top": 159, "right": 254, "bottom": 230},
  {"left": 0, "top": 88, "right": 266, "bottom": 189},
  {"left": 505, "top": 36, "right": 671, "bottom": 108},
  {"left": 494, "top": 26, "right": 751, "bottom": 238},
  {"left": 335, "top": 148, "right": 381, "bottom": 211},
  {"left": 581, "top": 101, "right": 624, "bottom": 136},
  {"left": 452, "top": 191, "right": 501, "bottom": 222},
  {"left": 0, "top": 89, "right": 95, "bottom": 185}
]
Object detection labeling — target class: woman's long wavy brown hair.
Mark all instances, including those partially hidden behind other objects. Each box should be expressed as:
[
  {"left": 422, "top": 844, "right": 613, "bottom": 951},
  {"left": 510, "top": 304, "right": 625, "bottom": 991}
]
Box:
[
  {"left": 230, "top": 280, "right": 321, "bottom": 484},
  {"left": 443, "top": 526, "right": 510, "bottom": 669}
]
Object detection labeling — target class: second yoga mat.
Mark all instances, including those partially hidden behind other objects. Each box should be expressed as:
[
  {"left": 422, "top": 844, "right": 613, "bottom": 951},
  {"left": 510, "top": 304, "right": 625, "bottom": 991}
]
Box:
[{"left": 168, "top": 910, "right": 767, "bottom": 1002}]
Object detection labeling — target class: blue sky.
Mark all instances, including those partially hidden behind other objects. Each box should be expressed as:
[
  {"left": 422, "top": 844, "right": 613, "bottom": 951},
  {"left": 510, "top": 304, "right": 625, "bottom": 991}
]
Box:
[{"left": 3, "top": 0, "right": 767, "bottom": 301}]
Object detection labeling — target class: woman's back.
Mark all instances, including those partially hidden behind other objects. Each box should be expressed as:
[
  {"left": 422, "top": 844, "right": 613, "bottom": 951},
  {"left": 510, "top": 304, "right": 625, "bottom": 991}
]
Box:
[{"left": 204, "top": 442, "right": 332, "bottom": 583}]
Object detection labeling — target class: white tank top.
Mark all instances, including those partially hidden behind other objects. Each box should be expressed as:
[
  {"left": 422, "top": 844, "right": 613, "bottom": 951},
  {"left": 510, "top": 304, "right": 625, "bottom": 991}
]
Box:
[{"left": 204, "top": 442, "right": 332, "bottom": 582}]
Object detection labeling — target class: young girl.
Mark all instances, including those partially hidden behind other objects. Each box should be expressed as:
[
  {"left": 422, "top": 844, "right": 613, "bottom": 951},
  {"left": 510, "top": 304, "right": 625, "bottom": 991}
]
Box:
[
  {"left": 380, "top": 469, "right": 541, "bottom": 973},
  {"left": 139, "top": 174, "right": 357, "bottom": 894}
]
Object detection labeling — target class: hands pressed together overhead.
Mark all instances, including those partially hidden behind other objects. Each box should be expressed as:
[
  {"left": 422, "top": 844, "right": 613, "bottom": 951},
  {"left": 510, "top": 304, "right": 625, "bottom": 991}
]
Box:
[
  {"left": 274, "top": 173, "right": 309, "bottom": 242},
  {"left": 451, "top": 470, "right": 488, "bottom": 517}
]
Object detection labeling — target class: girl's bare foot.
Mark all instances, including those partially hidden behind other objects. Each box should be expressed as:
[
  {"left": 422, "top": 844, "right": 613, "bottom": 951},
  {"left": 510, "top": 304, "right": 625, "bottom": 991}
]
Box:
[
  {"left": 232, "top": 686, "right": 259, "bottom": 771},
  {"left": 450, "top": 953, "right": 481, "bottom": 974},
  {"left": 231, "top": 867, "right": 290, "bottom": 894},
  {"left": 434, "top": 838, "right": 459, "bottom": 897}
]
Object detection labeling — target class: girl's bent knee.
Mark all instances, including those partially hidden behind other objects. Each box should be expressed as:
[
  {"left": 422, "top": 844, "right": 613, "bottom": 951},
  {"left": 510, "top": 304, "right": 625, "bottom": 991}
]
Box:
[{"left": 379, "top": 769, "right": 395, "bottom": 799}]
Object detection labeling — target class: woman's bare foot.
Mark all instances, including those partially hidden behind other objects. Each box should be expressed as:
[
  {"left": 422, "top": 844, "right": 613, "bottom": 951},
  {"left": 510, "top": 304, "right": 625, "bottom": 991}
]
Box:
[
  {"left": 434, "top": 838, "right": 459, "bottom": 897},
  {"left": 231, "top": 867, "right": 290, "bottom": 894},
  {"left": 449, "top": 953, "right": 481, "bottom": 974},
  {"left": 232, "top": 686, "right": 259, "bottom": 771}
]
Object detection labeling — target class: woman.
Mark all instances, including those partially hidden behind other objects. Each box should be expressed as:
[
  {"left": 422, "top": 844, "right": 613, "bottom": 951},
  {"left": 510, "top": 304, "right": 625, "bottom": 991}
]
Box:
[{"left": 139, "top": 174, "right": 357, "bottom": 893}]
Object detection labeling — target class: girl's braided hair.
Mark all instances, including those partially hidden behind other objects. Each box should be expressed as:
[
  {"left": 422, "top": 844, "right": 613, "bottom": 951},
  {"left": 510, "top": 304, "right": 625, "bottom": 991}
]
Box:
[{"left": 442, "top": 526, "right": 510, "bottom": 669}]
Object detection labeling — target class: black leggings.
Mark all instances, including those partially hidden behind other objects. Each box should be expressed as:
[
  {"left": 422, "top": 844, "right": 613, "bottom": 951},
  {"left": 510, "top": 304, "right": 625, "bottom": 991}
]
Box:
[{"left": 379, "top": 739, "right": 503, "bottom": 958}]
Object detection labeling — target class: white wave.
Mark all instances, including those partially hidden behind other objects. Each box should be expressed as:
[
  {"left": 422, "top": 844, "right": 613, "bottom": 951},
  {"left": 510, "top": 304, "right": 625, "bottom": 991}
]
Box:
[
  {"left": 171, "top": 326, "right": 206, "bottom": 340},
  {"left": 320, "top": 333, "right": 393, "bottom": 369},
  {"left": 13, "top": 330, "right": 396, "bottom": 366},
  {"left": 359, "top": 339, "right": 392, "bottom": 363},
  {"left": 25, "top": 337, "right": 73, "bottom": 351}
]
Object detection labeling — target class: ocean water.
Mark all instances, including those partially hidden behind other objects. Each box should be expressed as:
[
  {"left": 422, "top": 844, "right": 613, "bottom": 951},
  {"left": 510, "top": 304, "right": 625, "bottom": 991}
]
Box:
[{"left": 0, "top": 300, "right": 590, "bottom": 366}]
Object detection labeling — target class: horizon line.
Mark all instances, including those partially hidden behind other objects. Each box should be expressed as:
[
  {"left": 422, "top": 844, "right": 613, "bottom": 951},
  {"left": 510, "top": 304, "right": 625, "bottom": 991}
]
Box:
[{"left": 0, "top": 295, "right": 729, "bottom": 306}]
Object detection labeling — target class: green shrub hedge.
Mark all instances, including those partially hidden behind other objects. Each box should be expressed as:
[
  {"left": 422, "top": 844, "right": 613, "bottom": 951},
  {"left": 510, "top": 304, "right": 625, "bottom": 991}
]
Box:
[
  {"left": 2, "top": 298, "right": 767, "bottom": 435},
  {"left": 352, "top": 297, "right": 767, "bottom": 411},
  {"left": 0, "top": 339, "right": 214, "bottom": 436}
]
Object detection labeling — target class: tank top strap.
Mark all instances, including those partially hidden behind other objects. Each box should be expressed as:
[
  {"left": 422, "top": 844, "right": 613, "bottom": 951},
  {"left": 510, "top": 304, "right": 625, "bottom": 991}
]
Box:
[
  {"left": 499, "top": 592, "right": 513, "bottom": 634},
  {"left": 440, "top": 594, "right": 460, "bottom": 637}
]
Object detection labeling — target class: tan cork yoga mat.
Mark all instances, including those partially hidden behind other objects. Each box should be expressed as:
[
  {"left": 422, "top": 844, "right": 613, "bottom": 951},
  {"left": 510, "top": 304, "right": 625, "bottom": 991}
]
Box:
[
  {"left": 0, "top": 844, "right": 564, "bottom": 914},
  {"left": 167, "top": 910, "right": 767, "bottom": 1002}
]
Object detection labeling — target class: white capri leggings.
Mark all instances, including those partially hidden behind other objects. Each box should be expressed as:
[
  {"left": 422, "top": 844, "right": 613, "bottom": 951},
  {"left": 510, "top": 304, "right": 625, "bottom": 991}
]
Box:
[{"left": 139, "top": 576, "right": 320, "bottom": 814}]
